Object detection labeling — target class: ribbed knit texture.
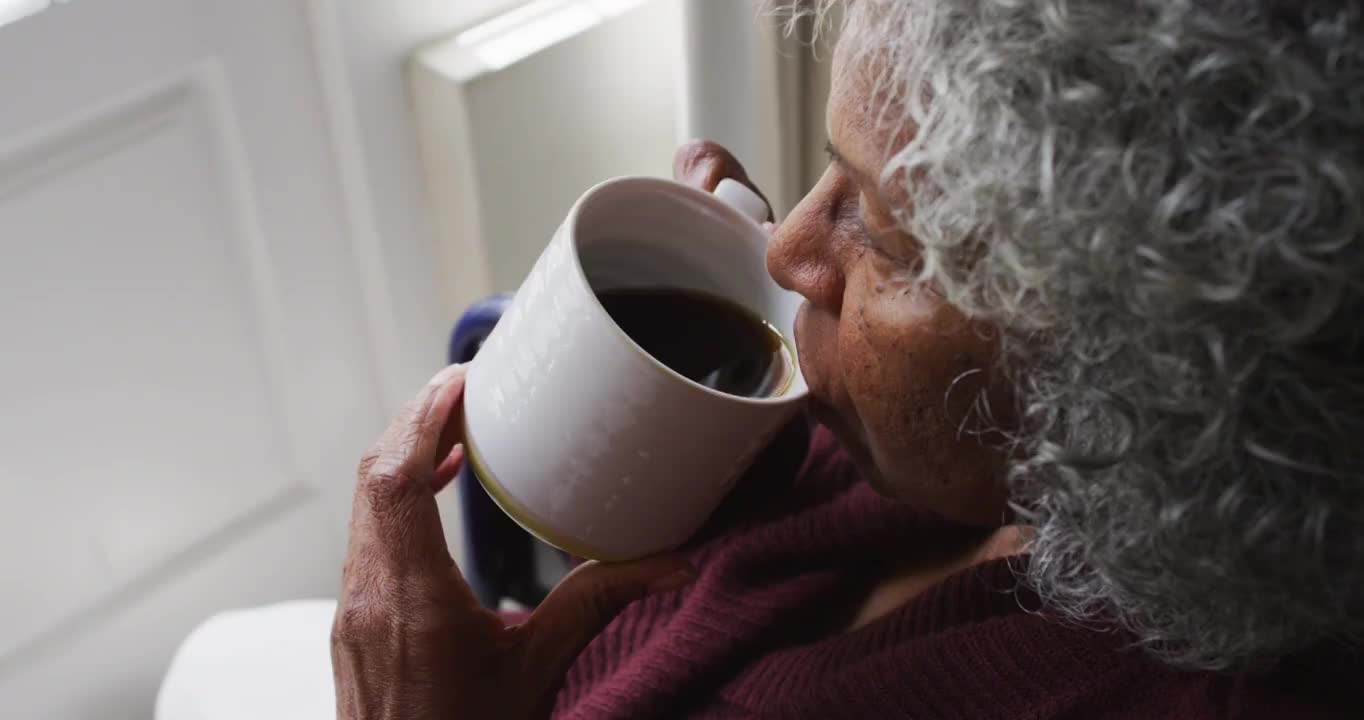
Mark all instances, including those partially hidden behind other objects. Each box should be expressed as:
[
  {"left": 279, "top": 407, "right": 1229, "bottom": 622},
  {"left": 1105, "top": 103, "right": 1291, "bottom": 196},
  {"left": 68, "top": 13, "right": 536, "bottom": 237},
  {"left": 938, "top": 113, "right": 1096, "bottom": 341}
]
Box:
[{"left": 553, "top": 423, "right": 1359, "bottom": 719}]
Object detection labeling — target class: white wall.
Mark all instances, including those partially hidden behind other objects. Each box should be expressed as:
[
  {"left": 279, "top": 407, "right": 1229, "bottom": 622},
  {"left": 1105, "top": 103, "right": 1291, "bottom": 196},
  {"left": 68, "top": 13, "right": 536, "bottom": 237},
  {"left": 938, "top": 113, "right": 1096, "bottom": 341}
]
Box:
[
  {"left": 313, "top": 0, "right": 528, "bottom": 411},
  {"left": 300, "top": 0, "right": 531, "bottom": 569}
]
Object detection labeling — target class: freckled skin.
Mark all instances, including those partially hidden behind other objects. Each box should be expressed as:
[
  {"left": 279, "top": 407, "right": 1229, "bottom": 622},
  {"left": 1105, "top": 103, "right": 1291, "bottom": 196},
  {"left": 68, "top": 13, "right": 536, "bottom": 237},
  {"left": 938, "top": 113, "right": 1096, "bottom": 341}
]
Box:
[{"left": 766, "top": 40, "right": 1013, "bottom": 526}]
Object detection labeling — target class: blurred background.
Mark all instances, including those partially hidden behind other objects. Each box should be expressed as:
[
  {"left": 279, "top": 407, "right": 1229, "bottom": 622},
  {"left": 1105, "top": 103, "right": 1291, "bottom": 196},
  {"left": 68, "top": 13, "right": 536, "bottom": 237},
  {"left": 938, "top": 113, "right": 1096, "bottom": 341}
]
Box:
[{"left": 0, "top": 1, "right": 833, "bottom": 717}]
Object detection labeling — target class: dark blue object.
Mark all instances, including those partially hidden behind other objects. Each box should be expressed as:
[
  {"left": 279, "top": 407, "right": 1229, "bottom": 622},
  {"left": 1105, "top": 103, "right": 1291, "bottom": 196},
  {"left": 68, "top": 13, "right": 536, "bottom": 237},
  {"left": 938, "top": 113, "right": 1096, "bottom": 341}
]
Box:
[{"left": 450, "top": 294, "right": 558, "bottom": 609}]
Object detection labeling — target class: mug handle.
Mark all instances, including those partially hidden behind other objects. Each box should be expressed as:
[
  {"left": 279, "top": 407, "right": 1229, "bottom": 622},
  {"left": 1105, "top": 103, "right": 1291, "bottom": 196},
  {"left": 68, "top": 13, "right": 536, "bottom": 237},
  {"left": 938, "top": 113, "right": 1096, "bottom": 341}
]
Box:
[
  {"left": 449, "top": 293, "right": 553, "bottom": 609},
  {"left": 714, "top": 178, "right": 771, "bottom": 225}
]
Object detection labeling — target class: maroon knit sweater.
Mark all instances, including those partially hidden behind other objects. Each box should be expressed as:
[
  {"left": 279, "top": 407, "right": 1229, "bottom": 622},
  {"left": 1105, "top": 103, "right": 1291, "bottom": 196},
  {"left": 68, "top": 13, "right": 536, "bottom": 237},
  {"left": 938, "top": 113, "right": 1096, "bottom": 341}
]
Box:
[{"left": 552, "top": 423, "right": 1359, "bottom": 719}]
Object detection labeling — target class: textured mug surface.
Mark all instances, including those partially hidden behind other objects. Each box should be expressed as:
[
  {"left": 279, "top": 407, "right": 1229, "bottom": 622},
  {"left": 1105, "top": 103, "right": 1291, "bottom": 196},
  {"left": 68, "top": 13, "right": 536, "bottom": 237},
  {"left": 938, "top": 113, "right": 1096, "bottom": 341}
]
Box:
[{"left": 463, "top": 177, "right": 808, "bottom": 561}]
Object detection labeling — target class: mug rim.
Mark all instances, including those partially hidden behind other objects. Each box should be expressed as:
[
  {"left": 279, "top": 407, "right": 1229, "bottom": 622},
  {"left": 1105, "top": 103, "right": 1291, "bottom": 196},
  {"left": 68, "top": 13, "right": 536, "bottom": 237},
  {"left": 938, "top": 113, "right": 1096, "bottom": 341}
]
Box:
[{"left": 565, "top": 175, "right": 809, "bottom": 407}]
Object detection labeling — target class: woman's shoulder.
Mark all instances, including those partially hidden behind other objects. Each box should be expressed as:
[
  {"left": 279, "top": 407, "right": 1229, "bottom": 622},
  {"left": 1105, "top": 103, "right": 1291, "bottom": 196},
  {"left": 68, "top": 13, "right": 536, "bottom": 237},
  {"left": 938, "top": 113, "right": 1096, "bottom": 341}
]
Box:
[
  {"left": 980, "top": 608, "right": 1364, "bottom": 720},
  {"left": 789, "top": 597, "right": 1364, "bottom": 720},
  {"left": 1070, "top": 646, "right": 1364, "bottom": 720}
]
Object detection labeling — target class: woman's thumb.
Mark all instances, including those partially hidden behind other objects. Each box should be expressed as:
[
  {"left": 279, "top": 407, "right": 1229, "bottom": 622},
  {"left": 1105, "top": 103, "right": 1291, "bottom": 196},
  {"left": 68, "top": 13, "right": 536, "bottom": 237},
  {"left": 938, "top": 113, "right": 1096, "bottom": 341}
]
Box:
[{"left": 521, "top": 555, "right": 695, "bottom": 676}]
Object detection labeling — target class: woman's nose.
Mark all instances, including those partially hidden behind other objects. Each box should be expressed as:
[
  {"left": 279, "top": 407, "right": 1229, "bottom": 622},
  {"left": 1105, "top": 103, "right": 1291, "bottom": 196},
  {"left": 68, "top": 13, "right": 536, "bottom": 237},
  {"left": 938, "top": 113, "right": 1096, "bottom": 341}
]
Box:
[{"left": 767, "top": 179, "right": 846, "bottom": 313}]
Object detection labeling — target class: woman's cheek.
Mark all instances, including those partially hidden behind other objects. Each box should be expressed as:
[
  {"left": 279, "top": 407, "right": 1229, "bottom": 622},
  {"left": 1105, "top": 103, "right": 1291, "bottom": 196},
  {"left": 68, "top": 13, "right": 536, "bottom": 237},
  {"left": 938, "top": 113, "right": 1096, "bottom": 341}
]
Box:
[
  {"left": 840, "top": 273, "right": 923, "bottom": 436},
  {"left": 847, "top": 263, "right": 976, "bottom": 425}
]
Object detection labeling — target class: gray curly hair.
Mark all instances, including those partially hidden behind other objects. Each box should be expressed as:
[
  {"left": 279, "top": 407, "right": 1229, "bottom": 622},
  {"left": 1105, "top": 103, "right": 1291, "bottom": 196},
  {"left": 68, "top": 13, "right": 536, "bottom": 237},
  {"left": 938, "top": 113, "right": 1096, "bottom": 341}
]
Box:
[{"left": 787, "top": 0, "right": 1364, "bottom": 670}]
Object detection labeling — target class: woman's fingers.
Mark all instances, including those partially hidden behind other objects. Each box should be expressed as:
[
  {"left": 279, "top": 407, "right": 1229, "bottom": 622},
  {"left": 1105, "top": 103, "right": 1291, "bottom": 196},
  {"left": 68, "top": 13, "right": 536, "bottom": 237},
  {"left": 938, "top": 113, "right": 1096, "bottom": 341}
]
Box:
[
  {"left": 431, "top": 443, "right": 466, "bottom": 494},
  {"left": 397, "top": 363, "right": 466, "bottom": 474},
  {"left": 431, "top": 368, "right": 468, "bottom": 491},
  {"left": 672, "top": 140, "right": 775, "bottom": 221},
  {"left": 348, "top": 365, "right": 467, "bottom": 568}
]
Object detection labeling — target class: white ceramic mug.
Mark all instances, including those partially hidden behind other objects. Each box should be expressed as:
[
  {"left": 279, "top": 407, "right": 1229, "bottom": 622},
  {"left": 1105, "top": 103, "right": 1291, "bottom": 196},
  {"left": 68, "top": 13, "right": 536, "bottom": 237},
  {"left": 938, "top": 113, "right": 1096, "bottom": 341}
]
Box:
[{"left": 462, "top": 176, "right": 809, "bottom": 561}]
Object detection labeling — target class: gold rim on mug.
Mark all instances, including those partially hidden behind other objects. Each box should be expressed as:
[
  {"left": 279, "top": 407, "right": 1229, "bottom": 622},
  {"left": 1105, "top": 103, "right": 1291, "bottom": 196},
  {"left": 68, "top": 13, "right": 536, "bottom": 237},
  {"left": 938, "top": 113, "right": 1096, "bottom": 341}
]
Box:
[{"left": 461, "top": 415, "right": 627, "bottom": 563}]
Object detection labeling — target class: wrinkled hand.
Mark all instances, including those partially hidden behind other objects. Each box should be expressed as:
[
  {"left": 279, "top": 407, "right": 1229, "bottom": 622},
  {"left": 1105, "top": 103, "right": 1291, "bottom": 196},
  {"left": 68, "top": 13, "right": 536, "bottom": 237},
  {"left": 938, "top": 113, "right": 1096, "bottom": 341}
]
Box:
[{"left": 331, "top": 365, "right": 694, "bottom": 720}]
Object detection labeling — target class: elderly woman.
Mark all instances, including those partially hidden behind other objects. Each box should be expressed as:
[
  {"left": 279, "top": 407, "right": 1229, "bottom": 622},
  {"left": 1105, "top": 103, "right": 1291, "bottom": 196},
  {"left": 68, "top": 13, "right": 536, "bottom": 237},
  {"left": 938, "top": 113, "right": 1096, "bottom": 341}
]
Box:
[{"left": 331, "top": 1, "right": 1363, "bottom": 718}]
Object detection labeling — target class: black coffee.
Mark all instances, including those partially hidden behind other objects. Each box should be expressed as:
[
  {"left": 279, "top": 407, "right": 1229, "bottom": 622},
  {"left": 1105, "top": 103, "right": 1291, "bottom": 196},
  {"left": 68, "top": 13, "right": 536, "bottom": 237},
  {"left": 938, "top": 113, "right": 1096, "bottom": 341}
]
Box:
[{"left": 596, "top": 287, "right": 791, "bottom": 398}]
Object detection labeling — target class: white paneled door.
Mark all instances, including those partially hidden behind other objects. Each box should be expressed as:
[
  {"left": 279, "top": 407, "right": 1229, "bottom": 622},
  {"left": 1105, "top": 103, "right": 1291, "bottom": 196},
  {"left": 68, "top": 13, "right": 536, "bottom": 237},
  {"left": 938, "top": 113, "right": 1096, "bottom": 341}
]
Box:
[{"left": 0, "top": 1, "right": 394, "bottom": 717}]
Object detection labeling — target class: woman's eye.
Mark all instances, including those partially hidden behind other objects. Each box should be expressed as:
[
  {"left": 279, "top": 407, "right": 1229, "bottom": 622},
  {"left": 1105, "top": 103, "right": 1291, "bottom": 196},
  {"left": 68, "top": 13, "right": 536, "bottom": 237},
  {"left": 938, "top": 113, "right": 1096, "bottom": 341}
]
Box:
[
  {"left": 836, "top": 192, "right": 863, "bottom": 227},
  {"left": 855, "top": 193, "right": 921, "bottom": 268},
  {"left": 829, "top": 180, "right": 912, "bottom": 263},
  {"left": 853, "top": 196, "right": 893, "bottom": 250}
]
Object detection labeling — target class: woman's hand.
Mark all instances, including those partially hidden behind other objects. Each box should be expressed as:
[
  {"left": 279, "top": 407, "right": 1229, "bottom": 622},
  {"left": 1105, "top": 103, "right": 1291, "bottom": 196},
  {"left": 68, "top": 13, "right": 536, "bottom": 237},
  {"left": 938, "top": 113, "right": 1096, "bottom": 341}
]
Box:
[{"left": 330, "top": 365, "right": 694, "bottom": 720}]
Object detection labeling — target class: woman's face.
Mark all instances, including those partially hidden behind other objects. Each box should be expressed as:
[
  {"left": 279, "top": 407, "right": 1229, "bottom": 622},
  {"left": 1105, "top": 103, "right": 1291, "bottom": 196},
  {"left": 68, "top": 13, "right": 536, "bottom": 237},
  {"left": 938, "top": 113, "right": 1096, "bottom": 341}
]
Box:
[{"left": 768, "top": 40, "right": 1010, "bottom": 526}]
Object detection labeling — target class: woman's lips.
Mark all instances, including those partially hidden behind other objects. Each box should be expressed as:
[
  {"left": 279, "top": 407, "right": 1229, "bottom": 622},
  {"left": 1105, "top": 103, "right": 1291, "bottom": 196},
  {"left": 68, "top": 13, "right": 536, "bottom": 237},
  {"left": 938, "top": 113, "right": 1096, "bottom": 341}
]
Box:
[
  {"left": 792, "top": 304, "right": 841, "bottom": 431},
  {"left": 792, "top": 303, "right": 824, "bottom": 399},
  {"left": 792, "top": 304, "right": 863, "bottom": 454}
]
